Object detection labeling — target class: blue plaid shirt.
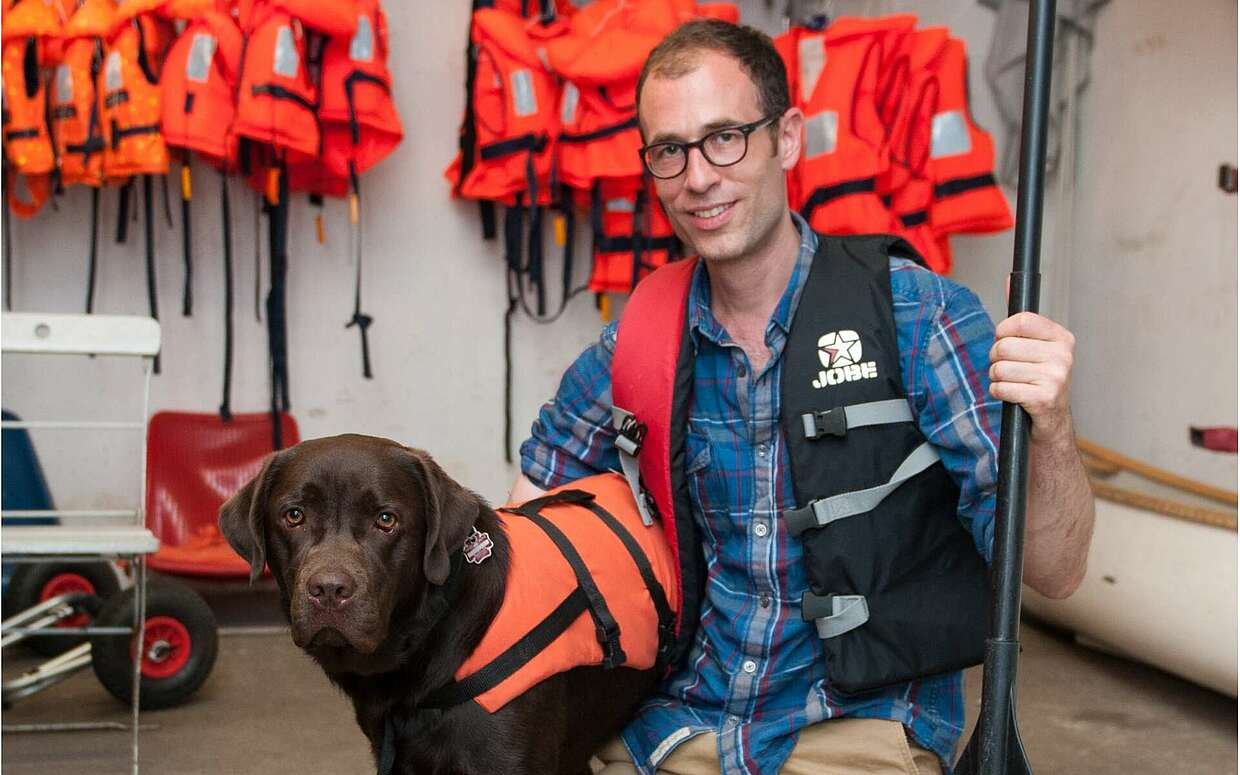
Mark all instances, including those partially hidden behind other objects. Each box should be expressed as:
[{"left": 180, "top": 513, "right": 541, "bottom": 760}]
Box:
[{"left": 520, "top": 213, "right": 1001, "bottom": 774}]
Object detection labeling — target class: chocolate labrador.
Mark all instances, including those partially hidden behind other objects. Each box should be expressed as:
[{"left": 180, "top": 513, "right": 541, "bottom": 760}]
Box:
[{"left": 218, "top": 434, "right": 656, "bottom": 775}]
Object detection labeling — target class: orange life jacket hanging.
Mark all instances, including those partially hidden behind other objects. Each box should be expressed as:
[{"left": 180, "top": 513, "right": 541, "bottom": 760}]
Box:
[
  {"left": 160, "top": 7, "right": 244, "bottom": 167},
  {"left": 318, "top": 0, "right": 401, "bottom": 181},
  {"left": 793, "top": 15, "right": 913, "bottom": 237},
  {"left": 2, "top": 0, "right": 60, "bottom": 218},
  {"left": 231, "top": 4, "right": 320, "bottom": 162},
  {"left": 585, "top": 177, "right": 680, "bottom": 296},
  {"left": 924, "top": 37, "right": 1012, "bottom": 237},
  {"left": 99, "top": 12, "right": 172, "bottom": 179},
  {"left": 51, "top": 0, "right": 116, "bottom": 189}
]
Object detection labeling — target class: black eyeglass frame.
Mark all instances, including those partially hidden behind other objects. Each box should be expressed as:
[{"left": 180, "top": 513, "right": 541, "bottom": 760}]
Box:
[{"left": 638, "top": 114, "right": 781, "bottom": 180}]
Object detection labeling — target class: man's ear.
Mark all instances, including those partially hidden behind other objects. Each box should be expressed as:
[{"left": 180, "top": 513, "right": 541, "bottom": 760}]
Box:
[
  {"left": 218, "top": 451, "right": 283, "bottom": 583},
  {"left": 401, "top": 448, "right": 482, "bottom": 586}
]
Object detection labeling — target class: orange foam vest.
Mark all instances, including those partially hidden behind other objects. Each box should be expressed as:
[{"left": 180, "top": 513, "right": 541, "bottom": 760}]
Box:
[
  {"left": 443, "top": 7, "right": 560, "bottom": 208},
  {"left": 318, "top": 0, "right": 402, "bottom": 181},
  {"left": 99, "top": 13, "right": 172, "bottom": 178},
  {"left": 231, "top": 4, "right": 320, "bottom": 162},
  {"left": 2, "top": 0, "right": 58, "bottom": 178},
  {"left": 455, "top": 472, "right": 677, "bottom": 713},
  {"left": 585, "top": 177, "right": 679, "bottom": 295},
  {"left": 792, "top": 15, "right": 913, "bottom": 236},
  {"left": 925, "top": 38, "right": 1012, "bottom": 237},
  {"left": 50, "top": 0, "right": 117, "bottom": 188},
  {"left": 160, "top": 7, "right": 244, "bottom": 167}
]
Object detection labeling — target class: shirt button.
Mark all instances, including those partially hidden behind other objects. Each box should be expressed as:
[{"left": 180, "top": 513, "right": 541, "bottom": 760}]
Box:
[
  {"left": 742, "top": 660, "right": 757, "bottom": 674},
  {"left": 759, "top": 595, "right": 771, "bottom": 608},
  {"left": 757, "top": 443, "right": 767, "bottom": 458},
  {"left": 753, "top": 522, "right": 769, "bottom": 538}
]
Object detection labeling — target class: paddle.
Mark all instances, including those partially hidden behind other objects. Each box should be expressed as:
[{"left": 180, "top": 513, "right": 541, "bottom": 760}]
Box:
[{"left": 954, "top": 1, "right": 1057, "bottom": 773}]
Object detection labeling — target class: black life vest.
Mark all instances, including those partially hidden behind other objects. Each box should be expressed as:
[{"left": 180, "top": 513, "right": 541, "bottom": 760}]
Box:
[{"left": 611, "top": 231, "right": 991, "bottom": 693}]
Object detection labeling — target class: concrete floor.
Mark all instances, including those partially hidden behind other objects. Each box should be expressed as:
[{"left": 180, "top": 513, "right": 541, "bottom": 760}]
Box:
[{"left": 2, "top": 578, "right": 1235, "bottom": 775}]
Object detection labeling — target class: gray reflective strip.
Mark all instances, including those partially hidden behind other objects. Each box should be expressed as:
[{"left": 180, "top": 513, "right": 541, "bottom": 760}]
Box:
[
  {"left": 186, "top": 33, "right": 217, "bottom": 84},
  {"left": 273, "top": 25, "right": 299, "bottom": 79},
  {"left": 560, "top": 82, "right": 579, "bottom": 126},
  {"left": 55, "top": 65, "right": 73, "bottom": 104},
  {"left": 510, "top": 69, "right": 537, "bottom": 118},
  {"left": 800, "top": 399, "right": 913, "bottom": 439},
  {"left": 814, "top": 595, "right": 868, "bottom": 639},
  {"left": 349, "top": 15, "right": 374, "bottom": 63},
  {"left": 798, "top": 37, "right": 826, "bottom": 104},
  {"left": 612, "top": 406, "right": 654, "bottom": 526},
  {"left": 930, "top": 110, "right": 971, "bottom": 159},
  {"left": 806, "top": 442, "right": 941, "bottom": 527},
  {"left": 804, "top": 111, "right": 838, "bottom": 159},
  {"left": 605, "top": 198, "right": 635, "bottom": 213},
  {"left": 105, "top": 51, "right": 123, "bottom": 91}
]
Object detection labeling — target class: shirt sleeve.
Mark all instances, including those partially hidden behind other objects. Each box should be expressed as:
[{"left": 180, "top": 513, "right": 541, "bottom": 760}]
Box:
[
  {"left": 519, "top": 321, "right": 622, "bottom": 489},
  {"left": 907, "top": 284, "right": 1002, "bottom": 563}
]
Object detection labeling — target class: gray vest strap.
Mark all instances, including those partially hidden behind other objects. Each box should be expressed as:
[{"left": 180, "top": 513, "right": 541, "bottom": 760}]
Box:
[
  {"left": 611, "top": 406, "right": 655, "bottom": 526},
  {"left": 783, "top": 442, "right": 942, "bottom": 537},
  {"left": 800, "top": 398, "right": 914, "bottom": 439},
  {"left": 802, "top": 593, "right": 870, "bottom": 639}
]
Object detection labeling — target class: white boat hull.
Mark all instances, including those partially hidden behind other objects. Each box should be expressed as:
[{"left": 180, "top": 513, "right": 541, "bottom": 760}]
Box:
[{"left": 1022, "top": 496, "right": 1238, "bottom": 697}]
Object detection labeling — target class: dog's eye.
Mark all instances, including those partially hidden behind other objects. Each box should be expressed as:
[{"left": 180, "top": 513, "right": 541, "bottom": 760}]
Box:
[
  {"left": 284, "top": 508, "right": 305, "bottom": 527},
  {"left": 375, "top": 512, "right": 398, "bottom": 531}
]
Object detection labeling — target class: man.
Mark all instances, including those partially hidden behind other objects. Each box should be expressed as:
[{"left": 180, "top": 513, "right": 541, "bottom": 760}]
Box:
[{"left": 512, "top": 20, "right": 1094, "bottom": 775}]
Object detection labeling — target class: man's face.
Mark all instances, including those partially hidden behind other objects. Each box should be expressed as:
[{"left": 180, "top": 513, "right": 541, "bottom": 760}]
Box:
[{"left": 639, "top": 50, "right": 801, "bottom": 263}]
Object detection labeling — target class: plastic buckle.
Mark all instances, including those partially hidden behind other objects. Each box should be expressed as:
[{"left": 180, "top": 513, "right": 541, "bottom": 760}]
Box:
[
  {"left": 616, "top": 414, "right": 648, "bottom": 456},
  {"left": 597, "top": 624, "right": 627, "bottom": 669},
  {"left": 804, "top": 408, "right": 847, "bottom": 440}
]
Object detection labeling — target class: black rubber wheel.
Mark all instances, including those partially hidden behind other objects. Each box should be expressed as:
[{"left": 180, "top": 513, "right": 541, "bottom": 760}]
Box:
[
  {"left": 90, "top": 581, "right": 219, "bottom": 710},
  {"left": 3, "top": 561, "right": 121, "bottom": 656}
]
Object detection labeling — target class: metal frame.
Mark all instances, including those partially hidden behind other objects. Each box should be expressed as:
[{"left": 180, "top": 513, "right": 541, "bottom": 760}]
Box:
[{"left": 1, "top": 312, "right": 161, "bottom": 775}]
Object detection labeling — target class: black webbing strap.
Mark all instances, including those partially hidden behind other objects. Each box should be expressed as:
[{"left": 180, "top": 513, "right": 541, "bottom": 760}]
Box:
[
  {"left": 630, "top": 185, "right": 647, "bottom": 291},
  {"left": 66, "top": 137, "right": 105, "bottom": 156},
  {"left": 265, "top": 161, "right": 291, "bottom": 449},
  {"left": 524, "top": 155, "right": 545, "bottom": 317},
  {"left": 574, "top": 497, "right": 676, "bottom": 667},
  {"left": 479, "top": 132, "right": 547, "bottom": 161},
  {"left": 86, "top": 187, "right": 99, "bottom": 313},
  {"left": 558, "top": 115, "right": 638, "bottom": 144},
  {"left": 559, "top": 184, "right": 575, "bottom": 304},
  {"left": 142, "top": 175, "right": 161, "bottom": 373},
  {"left": 116, "top": 179, "right": 133, "bottom": 243},
  {"left": 478, "top": 200, "right": 496, "bottom": 239},
  {"left": 251, "top": 83, "right": 316, "bottom": 112},
  {"left": 219, "top": 171, "right": 234, "bottom": 421},
  {"left": 501, "top": 197, "right": 523, "bottom": 463},
  {"left": 899, "top": 209, "right": 929, "bottom": 227},
  {"left": 343, "top": 70, "right": 389, "bottom": 145},
  {"left": 799, "top": 176, "right": 879, "bottom": 221},
  {"left": 345, "top": 164, "right": 374, "bottom": 379},
  {"left": 181, "top": 163, "right": 193, "bottom": 316},
  {"left": 113, "top": 122, "right": 160, "bottom": 142},
  {"left": 3, "top": 128, "right": 39, "bottom": 141},
  {"left": 504, "top": 497, "right": 626, "bottom": 669},
  {"left": 3, "top": 185, "right": 12, "bottom": 311},
  {"left": 933, "top": 172, "right": 998, "bottom": 200}
]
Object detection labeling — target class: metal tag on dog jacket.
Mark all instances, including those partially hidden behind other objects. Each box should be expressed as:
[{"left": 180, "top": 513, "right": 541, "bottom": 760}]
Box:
[{"left": 463, "top": 527, "right": 494, "bottom": 565}]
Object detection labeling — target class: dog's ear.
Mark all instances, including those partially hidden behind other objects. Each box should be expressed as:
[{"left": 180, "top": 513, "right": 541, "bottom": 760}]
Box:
[
  {"left": 401, "top": 449, "right": 480, "bottom": 586},
  {"left": 219, "top": 451, "right": 283, "bottom": 583}
]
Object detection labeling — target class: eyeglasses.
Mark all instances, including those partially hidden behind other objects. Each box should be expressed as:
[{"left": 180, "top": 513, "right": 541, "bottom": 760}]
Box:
[{"left": 638, "top": 115, "right": 780, "bottom": 180}]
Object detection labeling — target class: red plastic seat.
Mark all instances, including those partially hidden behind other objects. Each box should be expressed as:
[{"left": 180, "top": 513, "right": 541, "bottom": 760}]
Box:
[{"left": 145, "top": 411, "right": 299, "bottom": 577}]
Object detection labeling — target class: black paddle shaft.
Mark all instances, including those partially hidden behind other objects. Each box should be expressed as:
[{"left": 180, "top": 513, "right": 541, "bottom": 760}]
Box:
[{"left": 967, "top": 0, "right": 1057, "bottom": 774}]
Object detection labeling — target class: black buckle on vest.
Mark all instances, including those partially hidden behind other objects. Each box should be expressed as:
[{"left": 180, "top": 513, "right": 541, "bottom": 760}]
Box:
[
  {"left": 597, "top": 621, "right": 626, "bottom": 669},
  {"left": 781, "top": 503, "right": 818, "bottom": 537},
  {"left": 616, "top": 414, "right": 648, "bottom": 456},
  {"left": 804, "top": 408, "right": 847, "bottom": 439}
]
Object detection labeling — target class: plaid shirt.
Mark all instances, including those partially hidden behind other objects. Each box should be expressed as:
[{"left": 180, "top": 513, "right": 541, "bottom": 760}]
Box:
[{"left": 520, "top": 213, "right": 1000, "bottom": 774}]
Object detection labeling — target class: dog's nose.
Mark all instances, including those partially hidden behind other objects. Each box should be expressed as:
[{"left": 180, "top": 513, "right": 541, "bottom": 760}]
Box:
[{"left": 306, "top": 570, "right": 356, "bottom": 609}]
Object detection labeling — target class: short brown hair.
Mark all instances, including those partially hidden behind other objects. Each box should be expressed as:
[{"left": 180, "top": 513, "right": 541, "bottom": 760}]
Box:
[{"left": 636, "top": 19, "right": 791, "bottom": 131}]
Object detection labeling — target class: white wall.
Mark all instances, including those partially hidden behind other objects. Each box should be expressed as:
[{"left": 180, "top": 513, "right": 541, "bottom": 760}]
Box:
[{"left": 3, "top": 0, "right": 1235, "bottom": 514}]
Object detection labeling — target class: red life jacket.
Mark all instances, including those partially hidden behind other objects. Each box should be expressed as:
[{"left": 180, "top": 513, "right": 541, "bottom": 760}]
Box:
[
  {"left": 925, "top": 38, "right": 1012, "bottom": 237},
  {"left": 231, "top": 4, "right": 320, "bottom": 162},
  {"left": 430, "top": 472, "right": 677, "bottom": 713},
  {"left": 318, "top": 0, "right": 402, "bottom": 181},
  {"left": 160, "top": 7, "right": 245, "bottom": 167},
  {"left": 791, "top": 16, "right": 914, "bottom": 236}
]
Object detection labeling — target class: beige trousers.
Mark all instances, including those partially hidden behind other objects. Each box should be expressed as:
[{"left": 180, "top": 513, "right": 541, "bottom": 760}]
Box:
[{"left": 594, "top": 717, "right": 943, "bottom": 775}]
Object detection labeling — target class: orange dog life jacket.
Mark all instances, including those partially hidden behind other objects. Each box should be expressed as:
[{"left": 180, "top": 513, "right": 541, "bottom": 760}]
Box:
[{"left": 429, "top": 472, "right": 678, "bottom": 714}]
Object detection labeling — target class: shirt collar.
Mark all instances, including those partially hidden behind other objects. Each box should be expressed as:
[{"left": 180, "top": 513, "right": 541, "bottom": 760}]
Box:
[{"left": 686, "top": 211, "right": 819, "bottom": 347}]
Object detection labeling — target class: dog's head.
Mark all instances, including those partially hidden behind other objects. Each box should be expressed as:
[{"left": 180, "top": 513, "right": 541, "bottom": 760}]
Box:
[{"left": 218, "top": 434, "right": 483, "bottom": 674}]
